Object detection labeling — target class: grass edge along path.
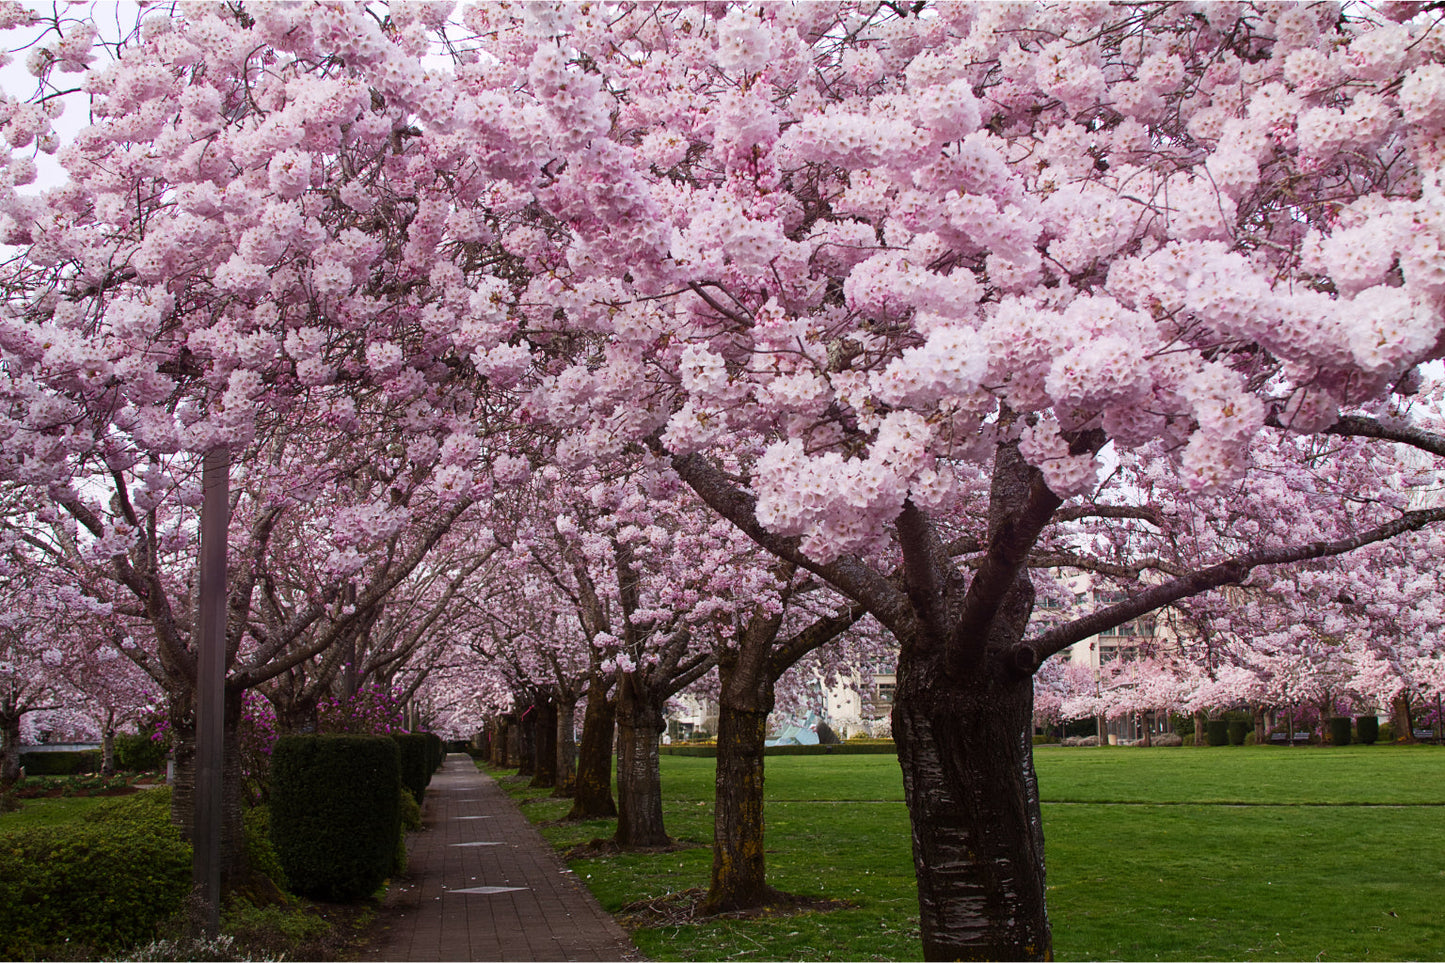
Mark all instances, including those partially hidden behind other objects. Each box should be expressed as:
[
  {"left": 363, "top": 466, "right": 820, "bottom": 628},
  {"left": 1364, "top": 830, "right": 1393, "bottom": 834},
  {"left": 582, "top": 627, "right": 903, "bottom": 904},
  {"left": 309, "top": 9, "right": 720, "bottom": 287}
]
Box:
[{"left": 487, "top": 746, "right": 1445, "bottom": 962}]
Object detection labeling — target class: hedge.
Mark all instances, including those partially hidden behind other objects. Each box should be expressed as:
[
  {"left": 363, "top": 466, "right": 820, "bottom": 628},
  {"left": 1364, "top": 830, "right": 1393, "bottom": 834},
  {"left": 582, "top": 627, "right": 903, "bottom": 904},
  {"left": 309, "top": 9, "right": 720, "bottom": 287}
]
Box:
[
  {"left": 392, "top": 733, "right": 432, "bottom": 805},
  {"left": 18, "top": 748, "right": 102, "bottom": 775},
  {"left": 115, "top": 733, "right": 169, "bottom": 772},
  {"left": 660, "top": 741, "right": 897, "bottom": 758},
  {"left": 1329, "top": 716, "right": 1353, "bottom": 746},
  {"left": 1205, "top": 719, "right": 1230, "bottom": 746},
  {"left": 425, "top": 732, "right": 445, "bottom": 773},
  {"left": 1356, "top": 716, "right": 1380, "bottom": 745},
  {"left": 0, "top": 788, "right": 190, "bottom": 958},
  {"left": 269, "top": 734, "right": 401, "bottom": 901}
]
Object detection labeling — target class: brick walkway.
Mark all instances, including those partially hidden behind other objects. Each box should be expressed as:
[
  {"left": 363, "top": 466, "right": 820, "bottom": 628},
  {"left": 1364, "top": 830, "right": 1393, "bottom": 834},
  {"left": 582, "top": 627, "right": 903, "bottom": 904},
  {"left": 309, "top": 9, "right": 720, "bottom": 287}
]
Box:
[{"left": 363, "top": 755, "right": 643, "bottom": 962}]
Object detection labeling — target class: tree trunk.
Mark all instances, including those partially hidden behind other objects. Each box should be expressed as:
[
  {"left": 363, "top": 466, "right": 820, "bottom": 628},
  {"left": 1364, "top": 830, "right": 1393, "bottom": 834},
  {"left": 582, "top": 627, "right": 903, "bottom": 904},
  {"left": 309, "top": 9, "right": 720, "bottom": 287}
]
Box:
[
  {"left": 554, "top": 694, "right": 578, "bottom": 798},
  {"left": 568, "top": 684, "right": 617, "bottom": 820},
  {"left": 701, "top": 667, "right": 779, "bottom": 914},
  {"left": 100, "top": 712, "right": 117, "bottom": 778},
  {"left": 168, "top": 691, "right": 248, "bottom": 889},
  {"left": 614, "top": 672, "right": 670, "bottom": 848},
  {"left": 1193, "top": 710, "right": 1207, "bottom": 748},
  {"left": 0, "top": 711, "right": 21, "bottom": 787},
  {"left": 517, "top": 705, "right": 536, "bottom": 777},
  {"left": 1139, "top": 711, "right": 1152, "bottom": 747},
  {"left": 1252, "top": 705, "right": 1266, "bottom": 745},
  {"left": 490, "top": 717, "right": 510, "bottom": 767},
  {"left": 893, "top": 650, "right": 1051, "bottom": 961},
  {"left": 1391, "top": 694, "right": 1416, "bottom": 744},
  {"left": 530, "top": 698, "right": 558, "bottom": 789}
]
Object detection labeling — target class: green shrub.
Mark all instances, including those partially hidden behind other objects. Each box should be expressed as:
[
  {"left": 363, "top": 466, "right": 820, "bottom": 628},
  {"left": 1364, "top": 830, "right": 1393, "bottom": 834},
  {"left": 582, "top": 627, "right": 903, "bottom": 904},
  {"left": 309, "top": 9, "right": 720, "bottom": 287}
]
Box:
[
  {"left": 269, "top": 734, "right": 401, "bottom": 902},
  {"left": 19, "top": 748, "right": 102, "bottom": 775},
  {"left": 0, "top": 790, "right": 190, "bottom": 958},
  {"left": 1182, "top": 733, "right": 1195, "bottom": 746},
  {"left": 242, "top": 805, "right": 288, "bottom": 894},
  {"left": 220, "top": 899, "right": 328, "bottom": 960},
  {"left": 1380, "top": 722, "right": 1396, "bottom": 742},
  {"left": 116, "top": 733, "right": 169, "bottom": 773},
  {"left": 1243, "top": 731, "right": 1257, "bottom": 746},
  {"left": 1227, "top": 720, "right": 1249, "bottom": 745},
  {"left": 399, "top": 786, "right": 422, "bottom": 832},
  {"left": 1206, "top": 719, "right": 1230, "bottom": 746},
  {"left": 1032, "top": 733, "right": 1058, "bottom": 745},
  {"left": 1328, "top": 716, "right": 1353, "bottom": 746},
  {"left": 90, "top": 785, "right": 176, "bottom": 832},
  {"left": 1356, "top": 716, "right": 1380, "bottom": 745},
  {"left": 424, "top": 732, "right": 445, "bottom": 774},
  {"left": 392, "top": 733, "right": 431, "bottom": 804}
]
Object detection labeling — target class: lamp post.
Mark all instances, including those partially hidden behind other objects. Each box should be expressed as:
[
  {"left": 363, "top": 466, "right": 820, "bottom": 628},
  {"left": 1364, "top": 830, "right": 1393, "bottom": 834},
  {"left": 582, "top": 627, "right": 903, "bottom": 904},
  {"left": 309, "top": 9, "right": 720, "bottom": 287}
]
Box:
[{"left": 193, "top": 445, "right": 229, "bottom": 936}]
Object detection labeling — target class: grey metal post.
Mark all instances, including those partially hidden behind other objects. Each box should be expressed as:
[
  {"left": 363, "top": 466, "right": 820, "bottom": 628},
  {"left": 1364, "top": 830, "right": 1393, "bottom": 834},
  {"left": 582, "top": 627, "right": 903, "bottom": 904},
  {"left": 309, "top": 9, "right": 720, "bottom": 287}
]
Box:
[{"left": 194, "top": 445, "right": 229, "bottom": 936}]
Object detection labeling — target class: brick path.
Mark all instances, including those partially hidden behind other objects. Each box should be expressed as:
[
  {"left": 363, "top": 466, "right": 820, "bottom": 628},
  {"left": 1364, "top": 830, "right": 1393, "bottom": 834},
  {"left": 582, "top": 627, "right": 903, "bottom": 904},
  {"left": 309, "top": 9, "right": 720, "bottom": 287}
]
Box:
[{"left": 363, "top": 754, "right": 643, "bottom": 962}]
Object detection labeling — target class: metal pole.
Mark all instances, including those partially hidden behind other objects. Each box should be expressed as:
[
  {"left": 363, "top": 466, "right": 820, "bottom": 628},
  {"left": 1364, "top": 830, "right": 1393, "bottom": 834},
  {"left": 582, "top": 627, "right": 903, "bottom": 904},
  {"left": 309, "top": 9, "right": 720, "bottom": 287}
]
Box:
[{"left": 194, "top": 445, "right": 229, "bottom": 936}]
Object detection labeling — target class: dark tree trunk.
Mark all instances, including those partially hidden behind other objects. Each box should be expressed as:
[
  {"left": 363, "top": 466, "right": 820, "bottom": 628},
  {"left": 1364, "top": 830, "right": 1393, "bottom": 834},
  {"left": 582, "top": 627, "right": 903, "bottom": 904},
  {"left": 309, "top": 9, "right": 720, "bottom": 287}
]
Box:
[
  {"left": 1392, "top": 694, "right": 1416, "bottom": 743},
  {"left": 893, "top": 643, "right": 1051, "bottom": 961},
  {"left": 701, "top": 660, "right": 779, "bottom": 914},
  {"left": 169, "top": 690, "right": 248, "bottom": 889},
  {"left": 614, "top": 672, "right": 670, "bottom": 848},
  {"left": 1193, "top": 710, "right": 1207, "bottom": 747},
  {"left": 568, "top": 683, "right": 617, "bottom": 820},
  {"left": 1139, "top": 711, "right": 1152, "bottom": 747},
  {"left": 554, "top": 694, "right": 578, "bottom": 798},
  {"left": 517, "top": 706, "right": 536, "bottom": 777},
  {"left": 0, "top": 711, "right": 21, "bottom": 786},
  {"left": 490, "top": 717, "right": 510, "bottom": 767},
  {"left": 1252, "top": 705, "right": 1266, "bottom": 745},
  {"left": 530, "top": 698, "right": 558, "bottom": 789}
]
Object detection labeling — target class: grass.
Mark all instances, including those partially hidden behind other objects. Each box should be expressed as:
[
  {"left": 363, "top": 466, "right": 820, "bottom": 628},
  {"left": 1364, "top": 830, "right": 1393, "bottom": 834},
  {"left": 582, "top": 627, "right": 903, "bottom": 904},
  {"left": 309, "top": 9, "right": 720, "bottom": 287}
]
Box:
[
  {"left": 0, "top": 793, "right": 116, "bottom": 828},
  {"left": 490, "top": 745, "right": 1445, "bottom": 961}
]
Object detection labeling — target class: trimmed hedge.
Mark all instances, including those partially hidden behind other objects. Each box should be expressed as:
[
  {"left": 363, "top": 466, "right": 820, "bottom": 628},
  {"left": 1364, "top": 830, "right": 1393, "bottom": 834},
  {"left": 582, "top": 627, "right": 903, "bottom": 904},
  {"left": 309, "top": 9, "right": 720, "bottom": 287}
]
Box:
[
  {"left": 0, "top": 788, "right": 190, "bottom": 958},
  {"left": 1205, "top": 719, "right": 1230, "bottom": 746},
  {"left": 1356, "top": 716, "right": 1380, "bottom": 745},
  {"left": 115, "top": 733, "right": 169, "bottom": 772},
  {"left": 270, "top": 734, "right": 401, "bottom": 901},
  {"left": 392, "top": 733, "right": 431, "bottom": 805},
  {"left": 1227, "top": 719, "right": 1250, "bottom": 746},
  {"left": 425, "top": 732, "right": 445, "bottom": 773},
  {"left": 18, "top": 748, "right": 102, "bottom": 775},
  {"left": 1329, "top": 716, "right": 1353, "bottom": 746},
  {"left": 661, "top": 741, "right": 897, "bottom": 758}
]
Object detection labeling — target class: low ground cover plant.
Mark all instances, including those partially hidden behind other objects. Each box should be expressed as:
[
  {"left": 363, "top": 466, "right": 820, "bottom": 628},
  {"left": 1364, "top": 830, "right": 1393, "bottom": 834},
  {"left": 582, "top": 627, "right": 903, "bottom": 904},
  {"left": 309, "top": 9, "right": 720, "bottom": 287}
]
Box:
[{"left": 0, "top": 783, "right": 387, "bottom": 960}]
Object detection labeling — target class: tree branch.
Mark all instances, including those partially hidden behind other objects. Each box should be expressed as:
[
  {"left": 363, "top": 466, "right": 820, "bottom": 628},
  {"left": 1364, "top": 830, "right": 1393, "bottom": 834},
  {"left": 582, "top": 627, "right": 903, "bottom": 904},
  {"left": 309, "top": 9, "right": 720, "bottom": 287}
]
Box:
[{"left": 1024, "top": 505, "right": 1445, "bottom": 665}]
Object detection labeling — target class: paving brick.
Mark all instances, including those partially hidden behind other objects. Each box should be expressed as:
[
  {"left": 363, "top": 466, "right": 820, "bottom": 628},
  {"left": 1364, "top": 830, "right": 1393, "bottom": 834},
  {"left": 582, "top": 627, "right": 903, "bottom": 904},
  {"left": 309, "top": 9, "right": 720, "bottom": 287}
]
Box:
[{"left": 363, "top": 755, "right": 643, "bottom": 962}]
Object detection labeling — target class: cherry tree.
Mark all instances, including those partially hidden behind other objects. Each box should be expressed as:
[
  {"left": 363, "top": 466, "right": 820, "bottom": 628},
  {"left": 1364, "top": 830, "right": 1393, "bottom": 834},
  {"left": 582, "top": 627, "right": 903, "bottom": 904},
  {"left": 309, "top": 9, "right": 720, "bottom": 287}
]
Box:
[
  {"left": 3, "top": 3, "right": 1445, "bottom": 958},
  {"left": 481, "top": 6, "right": 1445, "bottom": 956},
  {"left": 0, "top": 538, "right": 102, "bottom": 784}
]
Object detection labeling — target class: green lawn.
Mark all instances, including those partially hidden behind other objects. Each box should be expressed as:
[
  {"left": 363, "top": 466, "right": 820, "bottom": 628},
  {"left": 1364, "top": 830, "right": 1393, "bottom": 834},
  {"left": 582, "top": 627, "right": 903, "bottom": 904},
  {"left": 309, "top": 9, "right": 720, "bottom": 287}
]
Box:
[
  {"left": 492, "top": 746, "right": 1445, "bottom": 961},
  {"left": 0, "top": 794, "right": 114, "bottom": 829}
]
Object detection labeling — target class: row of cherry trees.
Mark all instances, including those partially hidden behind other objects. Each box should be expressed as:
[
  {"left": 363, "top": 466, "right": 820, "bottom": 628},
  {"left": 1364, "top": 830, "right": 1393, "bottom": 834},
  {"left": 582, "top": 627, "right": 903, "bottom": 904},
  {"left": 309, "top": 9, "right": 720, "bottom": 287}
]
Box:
[{"left": 1, "top": 2, "right": 1444, "bottom": 959}]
